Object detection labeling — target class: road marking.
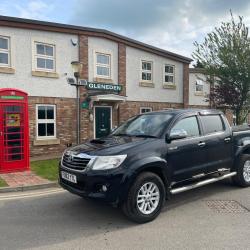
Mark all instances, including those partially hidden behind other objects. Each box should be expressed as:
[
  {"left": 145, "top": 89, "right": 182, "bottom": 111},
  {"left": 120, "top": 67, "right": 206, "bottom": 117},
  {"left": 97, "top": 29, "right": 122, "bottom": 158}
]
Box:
[{"left": 0, "top": 188, "right": 66, "bottom": 201}]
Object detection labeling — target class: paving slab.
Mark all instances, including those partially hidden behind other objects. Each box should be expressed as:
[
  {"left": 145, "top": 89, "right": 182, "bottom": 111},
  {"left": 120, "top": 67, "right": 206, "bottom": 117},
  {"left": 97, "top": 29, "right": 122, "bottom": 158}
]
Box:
[{"left": 0, "top": 171, "right": 50, "bottom": 187}]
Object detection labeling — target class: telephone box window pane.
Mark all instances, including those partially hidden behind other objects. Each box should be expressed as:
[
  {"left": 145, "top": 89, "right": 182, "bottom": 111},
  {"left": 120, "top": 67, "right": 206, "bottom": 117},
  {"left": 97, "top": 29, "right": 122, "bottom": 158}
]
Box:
[
  {"left": 38, "top": 106, "right": 46, "bottom": 119},
  {"left": 38, "top": 124, "right": 46, "bottom": 136},
  {"left": 47, "top": 123, "right": 54, "bottom": 136},
  {"left": 12, "top": 154, "right": 22, "bottom": 160},
  {"left": 5, "top": 106, "right": 21, "bottom": 112}
]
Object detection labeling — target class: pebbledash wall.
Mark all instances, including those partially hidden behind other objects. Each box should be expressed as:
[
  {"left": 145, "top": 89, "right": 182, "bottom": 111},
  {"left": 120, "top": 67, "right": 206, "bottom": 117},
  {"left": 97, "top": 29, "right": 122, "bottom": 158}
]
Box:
[
  {"left": 0, "top": 16, "right": 196, "bottom": 157},
  {"left": 0, "top": 24, "right": 79, "bottom": 156}
]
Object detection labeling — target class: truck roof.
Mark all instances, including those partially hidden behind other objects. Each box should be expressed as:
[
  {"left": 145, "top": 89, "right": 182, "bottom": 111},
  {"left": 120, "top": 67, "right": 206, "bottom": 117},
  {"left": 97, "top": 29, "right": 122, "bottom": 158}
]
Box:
[{"left": 144, "top": 109, "right": 223, "bottom": 116}]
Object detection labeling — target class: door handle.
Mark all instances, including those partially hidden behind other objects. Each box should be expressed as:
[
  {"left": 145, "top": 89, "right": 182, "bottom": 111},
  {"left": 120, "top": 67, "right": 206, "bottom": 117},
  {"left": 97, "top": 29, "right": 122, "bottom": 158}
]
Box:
[
  {"left": 224, "top": 137, "right": 231, "bottom": 143},
  {"left": 198, "top": 142, "right": 206, "bottom": 147}
]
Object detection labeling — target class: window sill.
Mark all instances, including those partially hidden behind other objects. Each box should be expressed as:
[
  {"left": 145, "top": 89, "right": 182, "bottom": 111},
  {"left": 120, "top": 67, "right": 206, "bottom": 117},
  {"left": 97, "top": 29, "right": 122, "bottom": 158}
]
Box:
[
  {"left": 33, "top": 138, "right": 60, "bottom": 146},
  {"left": 194, "top": 91, "right": 204, "bottom": 96},
  {"left": 139, "top": 82, "right": 155, "bottom": 88},
  {"left": 93, "top": 77, "right": 113, "bottom": 83},
  {"left": 32, "top": 71, "right": 59, "bottom": 78},
  {"left": 0, "top": 67, "right": 15, "bottom": 74},
  {"left": 163, "top": 84, "right": 176, "bottom": 90}
]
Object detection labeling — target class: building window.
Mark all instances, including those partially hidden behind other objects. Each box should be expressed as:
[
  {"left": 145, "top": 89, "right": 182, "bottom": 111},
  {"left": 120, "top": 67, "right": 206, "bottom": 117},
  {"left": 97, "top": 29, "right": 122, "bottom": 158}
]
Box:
[
  {"left": 35, "top": 42, "right": 55, "bottom": 71},
  {"left": 0, "top": 36, "right": 10, "bottom": 67},
  {"left": 140, "top": 107, "right": 152, "bottom": 114},
  {"left": 36, "top": 105, "right": 56, "bottom": 139},
  {"left": 96, "top": 53, "right": 111, "bottom": 78},
  {"left": 164, "top": 64, "right": 175, "bottom": 84},
  {"left": 195, "top": 80, "right": 204, "bottom": 92},
  {"left": 141, "top": 61, "right": 152, "bottom": 82}
]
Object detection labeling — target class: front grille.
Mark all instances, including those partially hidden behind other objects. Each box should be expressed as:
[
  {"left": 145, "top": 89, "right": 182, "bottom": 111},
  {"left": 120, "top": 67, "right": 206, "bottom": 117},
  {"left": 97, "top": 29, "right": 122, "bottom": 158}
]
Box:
[{"left": 62, "top": 153, "right": 91, "bottom": 171}]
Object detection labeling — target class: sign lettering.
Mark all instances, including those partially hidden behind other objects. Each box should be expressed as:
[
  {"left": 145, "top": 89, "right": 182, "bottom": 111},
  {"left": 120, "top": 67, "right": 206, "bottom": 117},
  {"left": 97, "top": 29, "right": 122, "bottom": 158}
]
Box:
[{"left": 86, "top": 82, "right": 122, "bottom": 92}]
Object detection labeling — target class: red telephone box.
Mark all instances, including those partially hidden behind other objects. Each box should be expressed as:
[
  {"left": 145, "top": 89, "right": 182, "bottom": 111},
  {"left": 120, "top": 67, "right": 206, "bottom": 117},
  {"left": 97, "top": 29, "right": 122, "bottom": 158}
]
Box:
[{"left": 0, "top": 88, "right": 30, "bottom": 173}]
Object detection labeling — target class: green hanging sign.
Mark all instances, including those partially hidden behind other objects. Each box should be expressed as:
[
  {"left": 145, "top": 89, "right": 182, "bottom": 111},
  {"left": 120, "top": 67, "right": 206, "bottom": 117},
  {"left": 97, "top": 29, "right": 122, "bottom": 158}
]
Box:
[
  {"left": 86, "top": 82, "right": 122, "bottom": 92},
  {"left": 81, "top": 101, "right": 89, "bottom": 109}
]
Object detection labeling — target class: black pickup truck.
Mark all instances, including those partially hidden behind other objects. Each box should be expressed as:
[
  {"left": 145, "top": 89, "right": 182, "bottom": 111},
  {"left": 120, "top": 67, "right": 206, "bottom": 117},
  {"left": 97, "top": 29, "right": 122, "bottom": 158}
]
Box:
[{"left": 59, "top": 109, "right": 250, "bottom": 223}]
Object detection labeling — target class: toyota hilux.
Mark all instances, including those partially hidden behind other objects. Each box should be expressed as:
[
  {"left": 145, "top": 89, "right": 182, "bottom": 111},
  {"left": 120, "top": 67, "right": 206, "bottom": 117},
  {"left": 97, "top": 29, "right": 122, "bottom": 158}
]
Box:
[{"left": 59, "top": 109, "right": 250, "bottom": 223}]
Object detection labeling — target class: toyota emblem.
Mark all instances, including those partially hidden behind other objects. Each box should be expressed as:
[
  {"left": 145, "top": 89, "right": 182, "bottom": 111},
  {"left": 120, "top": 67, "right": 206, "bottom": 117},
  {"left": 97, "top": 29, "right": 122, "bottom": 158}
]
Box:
[{"left": 68, "top": 154, "right": 74, "bottom": 162}]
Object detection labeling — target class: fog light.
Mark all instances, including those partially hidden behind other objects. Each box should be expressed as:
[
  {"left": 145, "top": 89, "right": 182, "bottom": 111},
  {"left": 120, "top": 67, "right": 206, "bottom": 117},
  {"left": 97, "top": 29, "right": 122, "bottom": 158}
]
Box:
[{"left": 102, "top": 185, "right": 108, "bottom": 192}]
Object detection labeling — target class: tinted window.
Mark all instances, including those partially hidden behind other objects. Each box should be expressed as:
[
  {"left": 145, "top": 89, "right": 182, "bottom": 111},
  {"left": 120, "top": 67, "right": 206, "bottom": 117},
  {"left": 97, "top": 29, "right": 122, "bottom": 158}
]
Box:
[
  {"left": 200, "top": 115, "right": 224, "bottom": 134},
  {"left": 113, "top": 114, "right": 173, "bottom": 137},
  {"left": 171, "top": 116, "right": 200, "bottom": 137}
]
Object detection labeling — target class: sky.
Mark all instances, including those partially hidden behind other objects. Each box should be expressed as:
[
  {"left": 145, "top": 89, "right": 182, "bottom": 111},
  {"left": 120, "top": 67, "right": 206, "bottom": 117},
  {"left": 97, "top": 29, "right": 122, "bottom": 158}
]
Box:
[{"left": 1, "top": 0, "right": 250, "bottom": 61}]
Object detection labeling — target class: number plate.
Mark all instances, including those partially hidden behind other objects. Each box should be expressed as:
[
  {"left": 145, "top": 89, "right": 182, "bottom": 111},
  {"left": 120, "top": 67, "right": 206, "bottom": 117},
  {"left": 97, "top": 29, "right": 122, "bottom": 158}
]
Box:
[{"left": 61, "top": 171, "right": 77, "bottom": 183}]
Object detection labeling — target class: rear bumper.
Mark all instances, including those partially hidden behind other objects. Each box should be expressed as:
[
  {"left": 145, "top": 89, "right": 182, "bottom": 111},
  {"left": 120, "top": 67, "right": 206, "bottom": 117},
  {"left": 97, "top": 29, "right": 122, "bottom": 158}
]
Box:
[{"left": 59, "top": 164, "right": 127, "bottom": 204}]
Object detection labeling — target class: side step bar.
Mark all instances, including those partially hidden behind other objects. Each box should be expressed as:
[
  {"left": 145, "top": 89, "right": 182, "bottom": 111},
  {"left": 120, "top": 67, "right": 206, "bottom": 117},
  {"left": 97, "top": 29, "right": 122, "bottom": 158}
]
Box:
[{"left": 170, "top": 172, "right": 237, "bottom": 195}]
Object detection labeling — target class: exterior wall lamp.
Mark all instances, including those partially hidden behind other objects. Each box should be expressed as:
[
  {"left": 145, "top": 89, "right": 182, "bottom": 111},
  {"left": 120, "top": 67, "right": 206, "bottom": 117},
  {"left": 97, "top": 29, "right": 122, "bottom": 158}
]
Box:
[{"left": 71, "top": 61, "right": 83, "bottom": 145}]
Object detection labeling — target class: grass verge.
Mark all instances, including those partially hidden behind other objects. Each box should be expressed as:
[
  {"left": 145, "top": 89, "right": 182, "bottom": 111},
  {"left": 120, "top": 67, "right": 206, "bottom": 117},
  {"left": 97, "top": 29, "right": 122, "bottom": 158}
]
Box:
[
  {"left": 0, "top": 177, "right": 8, "bottom": 187},
  {"left": 31, "top": 158, "right": 60, "bottom": 181}
]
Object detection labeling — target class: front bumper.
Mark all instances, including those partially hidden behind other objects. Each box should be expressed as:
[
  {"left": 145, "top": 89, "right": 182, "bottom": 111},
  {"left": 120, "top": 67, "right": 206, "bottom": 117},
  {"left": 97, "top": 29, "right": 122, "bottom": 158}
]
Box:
[{"left": 59, "top": 163, "right": 126, "bottom": 204}]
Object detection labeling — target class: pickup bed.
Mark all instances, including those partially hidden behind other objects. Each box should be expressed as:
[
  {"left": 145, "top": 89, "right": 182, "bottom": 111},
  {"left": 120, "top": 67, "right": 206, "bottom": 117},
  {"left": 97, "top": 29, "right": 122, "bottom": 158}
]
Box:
[{"left": 59, "top": 109, "right": 250, "bottom": 223}]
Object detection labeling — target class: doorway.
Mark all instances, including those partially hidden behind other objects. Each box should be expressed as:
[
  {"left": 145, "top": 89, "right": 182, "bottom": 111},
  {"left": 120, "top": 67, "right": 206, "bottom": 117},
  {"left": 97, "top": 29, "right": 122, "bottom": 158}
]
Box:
[{"left": 94, "top": 106, "right": 112, "bottom": 138}]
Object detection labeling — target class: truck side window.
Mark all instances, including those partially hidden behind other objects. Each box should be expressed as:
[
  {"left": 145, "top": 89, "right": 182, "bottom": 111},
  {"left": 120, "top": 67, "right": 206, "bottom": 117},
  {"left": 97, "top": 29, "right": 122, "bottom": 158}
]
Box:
[
  {"left": 200, "top": 115, "right": 225, "bottom": 134},
  {"left": 171, "top": 116, "right": 200, "bottom": 137}
]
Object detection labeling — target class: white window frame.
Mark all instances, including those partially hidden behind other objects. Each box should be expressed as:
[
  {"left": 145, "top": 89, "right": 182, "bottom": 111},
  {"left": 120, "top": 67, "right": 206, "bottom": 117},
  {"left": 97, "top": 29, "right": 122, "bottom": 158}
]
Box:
[
  {"left": 0, "top": 36, "right": 10, "bottom": 67},
  {"left": 34, "top": 42, "right": 56, "bottom": 72},
  {"left": 36, "top": 104, "right": 56, "bottom": 140},
  {"left": 141, "top": 60, "right": 153, "bottom": 82},
  {"left": 140, "top": 107, "right": 152, "bottom": 114},
  {"left": 95, "top": 52, "right": 111, "bottom": 79},
  {"left": 195, "top": 79, "right": 204, "bottom": 93},
  {"left": 164, "top": 64, "right": 175, "bottom": 85}
]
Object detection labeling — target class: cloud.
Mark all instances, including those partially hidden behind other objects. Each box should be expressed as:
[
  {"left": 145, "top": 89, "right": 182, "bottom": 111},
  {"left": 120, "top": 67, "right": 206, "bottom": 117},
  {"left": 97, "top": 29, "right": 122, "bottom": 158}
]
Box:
[
  {"left": 71, "top": 0, "right": 250, "bottom": 57},
  {"left": 1, "top": 0, "right": 250, "bottom": 58},
  {"left": 14, "top": 0, "right": 54, "bottom": 20}
]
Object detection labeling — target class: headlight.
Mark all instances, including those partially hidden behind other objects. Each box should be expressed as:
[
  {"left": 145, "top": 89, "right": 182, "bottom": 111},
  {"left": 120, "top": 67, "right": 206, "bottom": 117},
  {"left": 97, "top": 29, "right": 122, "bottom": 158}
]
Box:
[{"left": 90, "top": 155, "right": 127, "bottom": 170}]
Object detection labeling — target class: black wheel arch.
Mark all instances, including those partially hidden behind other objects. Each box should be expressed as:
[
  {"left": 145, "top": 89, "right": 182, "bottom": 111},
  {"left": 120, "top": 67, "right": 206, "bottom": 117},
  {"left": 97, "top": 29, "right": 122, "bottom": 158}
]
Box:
[
  {"left": 119, "top": 158, "right": 171, "bottom": 204},
  {"left": 234, "top": 145, "right": 250, "bottom": 168}
]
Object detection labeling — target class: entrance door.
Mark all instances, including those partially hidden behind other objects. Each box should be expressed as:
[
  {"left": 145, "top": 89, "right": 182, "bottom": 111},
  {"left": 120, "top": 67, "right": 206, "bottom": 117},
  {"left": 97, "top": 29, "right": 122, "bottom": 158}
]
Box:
[
  {"left": 0, "top": 103, "right": 28, "bottom": 172},
  {"left": 95, "top": 107, "right": 111, "bottom": 138}
]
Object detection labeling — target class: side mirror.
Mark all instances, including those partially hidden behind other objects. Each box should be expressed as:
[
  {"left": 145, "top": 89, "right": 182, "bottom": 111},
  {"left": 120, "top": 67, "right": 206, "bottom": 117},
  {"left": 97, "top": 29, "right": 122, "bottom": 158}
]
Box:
[{"left": 166, "top": 129, "right": 188, "bottom": 143}]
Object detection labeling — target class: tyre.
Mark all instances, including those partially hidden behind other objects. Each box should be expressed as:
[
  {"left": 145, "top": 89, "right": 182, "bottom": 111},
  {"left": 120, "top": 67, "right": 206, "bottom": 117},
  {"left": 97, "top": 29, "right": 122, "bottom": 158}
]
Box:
[
  {"left": 232, "top": 154, "right": 250, "bottom": 187},
  {"left": 122, "top": 172, "right": 166, "bottom": 223}
]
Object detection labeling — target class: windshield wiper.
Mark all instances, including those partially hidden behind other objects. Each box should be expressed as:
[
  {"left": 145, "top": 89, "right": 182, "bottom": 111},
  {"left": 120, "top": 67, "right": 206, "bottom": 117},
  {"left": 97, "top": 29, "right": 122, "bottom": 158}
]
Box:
[{"left": 133, "top": 134, "right": 158, "bottom": 138}]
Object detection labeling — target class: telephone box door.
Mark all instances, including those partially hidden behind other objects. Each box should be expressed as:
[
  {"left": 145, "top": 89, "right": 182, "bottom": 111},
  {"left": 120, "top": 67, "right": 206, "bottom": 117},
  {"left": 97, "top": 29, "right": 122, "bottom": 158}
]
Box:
[{"left": 0, "top": 89, "right": 29, "bottom": 173}]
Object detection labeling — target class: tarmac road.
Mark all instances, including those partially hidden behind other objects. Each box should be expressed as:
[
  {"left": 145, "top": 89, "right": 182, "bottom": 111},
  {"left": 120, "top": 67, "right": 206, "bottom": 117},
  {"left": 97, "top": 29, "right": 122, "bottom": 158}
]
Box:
[{"left": 0, "top": 180, "right": 249, "bottom": 250}]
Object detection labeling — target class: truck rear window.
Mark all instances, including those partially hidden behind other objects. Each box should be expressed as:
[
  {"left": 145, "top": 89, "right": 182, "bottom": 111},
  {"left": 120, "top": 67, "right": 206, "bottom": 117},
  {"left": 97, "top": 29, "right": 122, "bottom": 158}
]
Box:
[{"left": 200, "top": 115, "right": 225, "bottom": 134}]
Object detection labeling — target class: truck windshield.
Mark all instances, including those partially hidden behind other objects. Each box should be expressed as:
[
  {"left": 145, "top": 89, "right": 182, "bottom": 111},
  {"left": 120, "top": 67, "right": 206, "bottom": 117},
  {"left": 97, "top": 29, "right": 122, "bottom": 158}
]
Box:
[{"left": 112, "top": 113, "right": 173, "bottom": 138}]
